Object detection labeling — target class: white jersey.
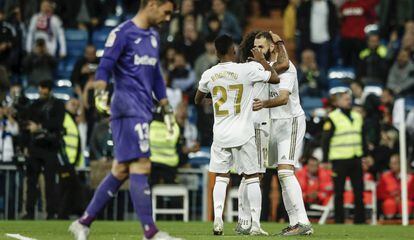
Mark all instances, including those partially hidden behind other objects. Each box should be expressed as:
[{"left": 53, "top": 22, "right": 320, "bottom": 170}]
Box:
[
  {"left": 198, "top": 61, "right": 271, "bottom": 148},
  {"left": 252, "top": 80, "right": 270, "bottom": 123},
  {"left": 269, "top": 61, "right": 305, "bottom": 119}
]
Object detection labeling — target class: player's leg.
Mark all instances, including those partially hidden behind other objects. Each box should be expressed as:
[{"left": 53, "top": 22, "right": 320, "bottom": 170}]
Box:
[
  {"left": 236, "top": 176, "right": 251, "bottom": 234},
  {"left": 236, "top": 137, "right": 268, "bottom": 236},
  {"left": 276, "top": 116, "right": 312, "bottom": 236},
  {"left": 209, "top": 143, "right": 232, "bottom": 235},
  {"left": 70, "top": 160, "right": 128, "bottom": 239},
  {"left": 128, "top": 158, "right": 160, "bottom": 239}
]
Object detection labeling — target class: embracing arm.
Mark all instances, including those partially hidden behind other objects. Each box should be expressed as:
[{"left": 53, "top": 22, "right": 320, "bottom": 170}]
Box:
[
  {"left": 269, "top": 31, "right": 289, "bottom": 73},
  {"left": 253, "top": 89, "right": 289, "bottom": 111}
]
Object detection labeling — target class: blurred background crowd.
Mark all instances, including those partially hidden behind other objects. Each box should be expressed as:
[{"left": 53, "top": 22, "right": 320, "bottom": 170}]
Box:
[{"left": 0, "top": 0, "right": 413, "bottom": 224}]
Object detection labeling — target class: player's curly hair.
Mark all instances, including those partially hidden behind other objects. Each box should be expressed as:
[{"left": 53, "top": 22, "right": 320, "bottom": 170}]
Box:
[{"left": 238, "top": 30, "right": 260, "bottom": 63}]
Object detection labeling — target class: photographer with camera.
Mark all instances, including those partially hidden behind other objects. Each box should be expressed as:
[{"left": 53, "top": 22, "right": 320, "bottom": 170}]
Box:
[{"left": 23, "top": 80, "right": 65, "bottom": 220}]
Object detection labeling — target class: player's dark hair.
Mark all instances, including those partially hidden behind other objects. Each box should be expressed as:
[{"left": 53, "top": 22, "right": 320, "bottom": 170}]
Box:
[
  {"left": 239, "top": 30, "right": 260, "bottom": 62},
  {"left": 214, "top": 34, "right": 234, "bottom": 56},
  {"left": 255, "top": 31, "right": 273, "bottom": 42},
  {"left": 140, "top": 0, "right": 175, "bottom": 9}
]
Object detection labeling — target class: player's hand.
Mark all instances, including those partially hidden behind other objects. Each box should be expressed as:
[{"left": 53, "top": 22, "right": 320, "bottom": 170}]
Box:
[
  {"left": 94, "top": 89, "right": 110, "bottom": 115},
  {"left": 269, "top": 31, "right": 282, "bottom": 43},
  {"left": 250, "top": 47, "right": 266, "bottom": 62},
  {"left": 253, "top": 98, "right": 266, "bottom": 111}
]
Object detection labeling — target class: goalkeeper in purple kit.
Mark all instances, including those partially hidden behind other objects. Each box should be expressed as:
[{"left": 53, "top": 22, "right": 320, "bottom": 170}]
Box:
[{"left": 69, "top": 1, "right": 180, "bottom": 240}]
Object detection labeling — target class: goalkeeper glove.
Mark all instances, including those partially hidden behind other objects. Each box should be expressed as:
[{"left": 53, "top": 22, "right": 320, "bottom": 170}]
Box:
[
  {"left": 161, "top": 104, "right": 175, "bottom": 139},
  {"left": 94, "top": 89, "right": 110, "bottom": 115}
]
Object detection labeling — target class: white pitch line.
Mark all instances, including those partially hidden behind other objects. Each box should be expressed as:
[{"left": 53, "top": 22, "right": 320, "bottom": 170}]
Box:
[{"left": 5, "top": 233, "right": 38, "bottom": 240}]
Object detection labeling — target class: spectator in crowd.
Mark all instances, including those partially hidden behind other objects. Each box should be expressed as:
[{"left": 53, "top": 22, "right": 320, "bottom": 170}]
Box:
[
  {"left": 23, "top": 38, "right": 56, "bottom": 86},
  {"left": 63, "top": 97, "right": 85, "bottom": 167},
  {"left": 169, "top": 51, "right": 196, "bottom": 94},
  {"left": 150, "top": 106, "right": 180, "bottom": 185},
  {"left": 89, "top": 116, "right": 111, "bottom": 162},
  {"left": 380, "top": 88, "right": 395, "bottom": 125},
  {"left": 57, "top": 0, "right": 106, "bottom": 30},
  {"left": 0, "top": 9, "right": 17, "bottom": 71},
  {"left": 296, "top": 157, "right": 333, "bottom": 206},
  {"left": 370, "top": 125, "right": 399, "bottom": 174},
  {"left": 322, "top": 91, "right": 366, "bottom": 223},
  {"left": 169, "top": 0, "right": 203, "bottom": 40},
  {"left": 194, "top": 35, "right": 218, "bottom": 85},
  {"left": 207, "top": 0, "right": 242, "bottom": 43},
  {"left": 0, "top": 104, "right": 19, "bottom": 163},
  {"left": 377, "top": 154, "right": 414, "bottom": 218},
  {"left": 26, "top": 0, "right": 66, "bottom": 58},
  {"left": 379, "top": 0, "right": 413, "bottom": 38},
  {"left": 0, "top": 65, "right": 9, "bottom": 103},
  {"left": 387, "top": 49, "right": 414, "bottom": 95},
  {"left": 339, "top": 0, "right": 376, "bottom": 68},
  {"left": 71, "top": 45, "right": 99, "bottom": 97},
  {"left": 24, "top": 80, "right": 65, "bottom": 220},
  {"left": 175, "top": 101, "right": 199, "bottom": 167},
  {"left": 5, "top": 4, "right": 26, "bottom": 78},
  {"left": 358, "top": 32, "right": 389, "bottom": 85},
  {"left": 166, "top": 76, "right": 183, "bottom": 111},
  {"left": 297, "top": 49, "right": 324, "bottom": 96},
  {"left": 297, "top": 0, "right": 338, "bottom": 71},
  {"left": 283, "top": 0, "right": 300, "bottom": 43},
  {"left": 352, "top": 80, "right": 382, "bottom": 148},
  {"left": 174, "top": 21, "right": 205, "bottom": 67},
  {"left": 204, "top": 14, "right": 221, "bottom": 40},
  {"left": 162, "top": 45, "right": 177, "bottom": 72},
  {"left": 401, "top": 32, "right": 414, "bottom": 60}
]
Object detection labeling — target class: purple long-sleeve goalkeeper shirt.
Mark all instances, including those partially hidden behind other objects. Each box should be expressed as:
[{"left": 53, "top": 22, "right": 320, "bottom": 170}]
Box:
[{"left": 95, "top": 20, "right": 167, "bottom": 122}]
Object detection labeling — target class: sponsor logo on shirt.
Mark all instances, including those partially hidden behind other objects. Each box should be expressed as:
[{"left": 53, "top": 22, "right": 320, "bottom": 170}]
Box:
[
  {"left": 134, "top": 54, "right": 157, "bottom": 66},
  {"left": 150, "top": 35, "right": 158, "bottom": 48},
  {"left": 134, "top": 37, "right": 142, "bottom": 44}
]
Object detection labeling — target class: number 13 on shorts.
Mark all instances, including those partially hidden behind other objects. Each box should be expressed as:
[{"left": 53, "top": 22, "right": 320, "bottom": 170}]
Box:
[{"left": 135, "top": 123, "right": 150, "bottom": 153}]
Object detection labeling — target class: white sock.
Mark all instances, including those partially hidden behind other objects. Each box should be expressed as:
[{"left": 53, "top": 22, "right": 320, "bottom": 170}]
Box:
[
  {"left": 238, "top": 178, "right": 251, "bottom": 229},
  {"left": 245, "top": 177, "right": 262, "bottom": 228},
  {"left": 278, "top": 169, "right": 310, "bottom": 224},
  {"left": 213, "top": 176, "right": 229, "bottom": 222},
  {"left": 282, "top": 188, "right": 298, "bottom": 226}
]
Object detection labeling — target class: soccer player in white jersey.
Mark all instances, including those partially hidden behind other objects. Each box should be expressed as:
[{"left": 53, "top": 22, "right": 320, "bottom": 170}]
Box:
[
  {"left": 194, "top": 35, "right": 279, "bottom": 236},
  {"left": 235, "top": 30, "right": 290, "bottom": 235},
  {"left": 253, "top": 32, "right": 314, "bottom": 236}
]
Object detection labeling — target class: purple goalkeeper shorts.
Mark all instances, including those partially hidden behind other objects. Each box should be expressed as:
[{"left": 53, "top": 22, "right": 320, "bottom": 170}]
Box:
[{"left": 110, "top": 117, "right": 151, "bottom": 162}]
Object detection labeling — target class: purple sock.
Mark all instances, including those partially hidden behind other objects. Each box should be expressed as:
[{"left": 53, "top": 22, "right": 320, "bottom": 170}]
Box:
[
  {"left": 129, "top": 174, "right": 158, "bottom": 238},
  {"left": 79, "top": 173, "right": 124, "bottom": 227}
]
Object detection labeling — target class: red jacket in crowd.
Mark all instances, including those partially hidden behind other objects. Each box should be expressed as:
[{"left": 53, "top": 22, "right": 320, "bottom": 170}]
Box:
[
  {"left": 377, "top": 171, "right": 414, "bottom": 216},
  {"left": 296, "top": 166, "right": 333, "bottom": 205},
  {"left": 340, "top": 0, "right": 377, "bottom": 40}
]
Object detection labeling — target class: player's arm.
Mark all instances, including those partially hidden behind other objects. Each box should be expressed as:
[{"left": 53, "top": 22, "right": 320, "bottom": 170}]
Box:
[
  {"left": 194, "top": 90, "right": 207, "bottom": 105},
  {"left": 94, "top": 28, "right": 126, "bottom": 114},
  {"left": 194, "top": 72, "right": 209, "bottom": 105},
  {"left": 253, "top": 89, "right": 289, "bottom": 111},
  {"left": 269, "top": 31, "right": 289, "bottom": 73},
  {"left": 250, "top": 48, "right": 279, "bottom": 84}
]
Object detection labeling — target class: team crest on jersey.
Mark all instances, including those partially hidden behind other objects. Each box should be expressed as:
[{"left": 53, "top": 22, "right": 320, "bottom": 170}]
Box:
[
  {"left": 105, "top": 29, "right": 120, "bottom": 47},
  {"left": 150, "top": 35, "right": 158, "bottom": 48}
]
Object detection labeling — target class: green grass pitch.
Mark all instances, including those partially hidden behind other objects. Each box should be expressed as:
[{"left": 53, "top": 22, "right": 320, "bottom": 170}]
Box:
[{"left": 1, "top": 221, "right": 414, "bottom": 240}]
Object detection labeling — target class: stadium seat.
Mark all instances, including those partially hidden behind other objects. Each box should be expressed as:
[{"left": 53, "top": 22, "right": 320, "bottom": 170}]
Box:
[
  {"left": 188, "top": 147, "right": 210, "bottom": 167},
  {"left": 65, "top": 29, "right": 88, "bottom": 58},
  {"left": 151, "top": 184, "right": 189, "bottom": 222},
  {"left": 92, "top": 28, "right": 113, "bottom": 50},
  {"left": 225, "top": 187, "right": 238, "bottom": 222},
  {"left": 301, "top": 97, "right": 323, "bottom": 116},
  {"left": 53, "top": 86, "right": 74, "bottom": 101},
  {"left": 57, "top": 57, "right": 78, "bottom": 79},
  {"left": 327, "top": 67, "right": 355, "bottom": 89},
  {"left": 24, "top": 86, "right": 39, "bottom": 100}
]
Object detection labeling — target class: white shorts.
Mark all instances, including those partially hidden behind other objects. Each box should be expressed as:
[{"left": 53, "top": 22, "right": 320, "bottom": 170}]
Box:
[
  {"left": 268, "top": 115, "right": 306, "bottom": 168},
  {"left": 209, "top": 137, "right": 262, "bottom": 175},
  {"left": 254, "top": 121, "right": 270, "bottom": 173}
]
